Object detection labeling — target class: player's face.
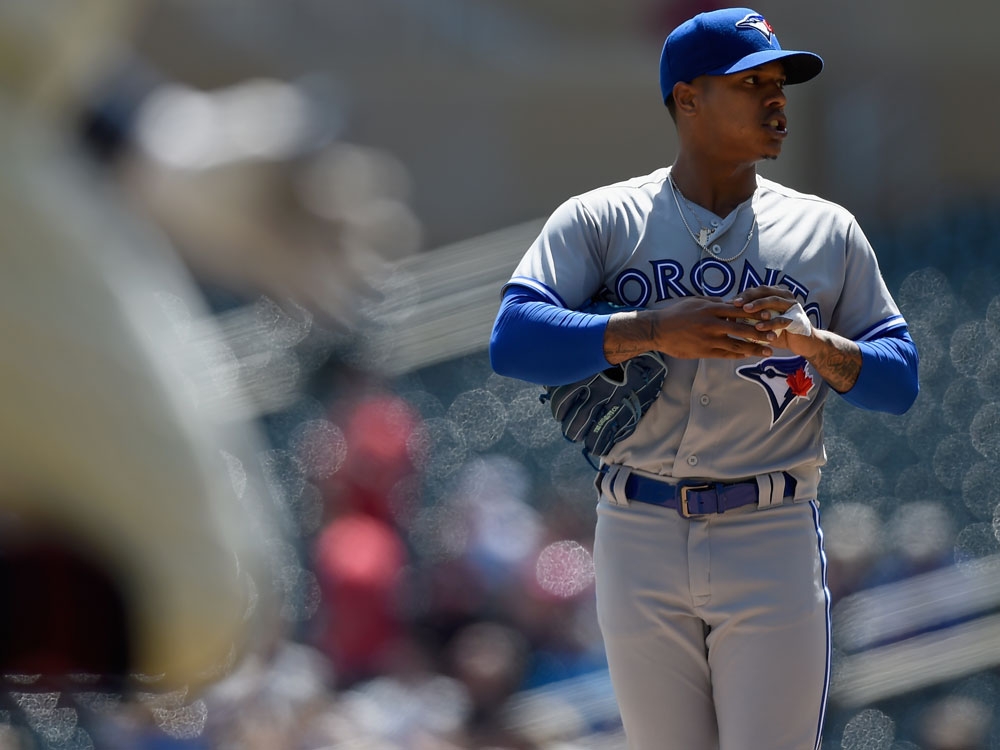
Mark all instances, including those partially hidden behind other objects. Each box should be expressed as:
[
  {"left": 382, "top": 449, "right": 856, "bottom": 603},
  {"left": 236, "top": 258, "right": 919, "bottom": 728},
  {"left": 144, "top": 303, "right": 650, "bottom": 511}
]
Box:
[{"left": 693, "top": 61, "right": 788, "bottom": 163}]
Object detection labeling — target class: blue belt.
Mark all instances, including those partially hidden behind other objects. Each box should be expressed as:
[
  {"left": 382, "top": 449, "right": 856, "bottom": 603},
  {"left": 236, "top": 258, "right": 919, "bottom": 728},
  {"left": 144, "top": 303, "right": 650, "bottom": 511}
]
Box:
[{"left": 622, "top": 473, "right": 797, "bottom": 518}]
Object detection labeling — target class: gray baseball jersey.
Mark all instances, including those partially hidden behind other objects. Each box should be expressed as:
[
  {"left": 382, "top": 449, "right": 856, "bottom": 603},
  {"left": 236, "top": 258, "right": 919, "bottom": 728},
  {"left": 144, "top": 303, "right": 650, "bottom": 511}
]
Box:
[
  {"left": 507, "top": 166, "right": 904, "bottom": 498},
  {"left": 505, "top": 166, "right": 906, "bottom": 749}
]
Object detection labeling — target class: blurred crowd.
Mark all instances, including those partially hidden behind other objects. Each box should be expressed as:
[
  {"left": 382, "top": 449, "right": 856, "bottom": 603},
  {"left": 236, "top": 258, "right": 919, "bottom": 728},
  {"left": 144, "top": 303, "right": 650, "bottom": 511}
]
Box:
[{"left": 4, "top": 2, "right": 1000, "bottom": 749}]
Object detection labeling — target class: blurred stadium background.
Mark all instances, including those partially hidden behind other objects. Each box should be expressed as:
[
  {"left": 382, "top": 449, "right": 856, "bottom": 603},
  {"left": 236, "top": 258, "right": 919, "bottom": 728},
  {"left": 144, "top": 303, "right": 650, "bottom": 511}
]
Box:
[{"left": 2, "top": 0, "right": 1000, "bottom": 748}]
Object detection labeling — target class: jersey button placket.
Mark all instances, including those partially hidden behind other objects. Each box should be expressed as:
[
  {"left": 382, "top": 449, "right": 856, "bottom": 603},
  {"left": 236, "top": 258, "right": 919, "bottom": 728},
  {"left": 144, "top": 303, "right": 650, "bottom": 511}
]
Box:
[
  {"left": 699, "top": 394, "right": 710, "bottom": 406},
  {"left": 686, "top": 455, "right": 698, "bottom": 467}
]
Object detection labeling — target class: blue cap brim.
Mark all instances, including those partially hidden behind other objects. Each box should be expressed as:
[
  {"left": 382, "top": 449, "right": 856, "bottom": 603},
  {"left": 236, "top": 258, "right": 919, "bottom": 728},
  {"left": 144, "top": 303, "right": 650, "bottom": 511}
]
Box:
[{"left": 706, "top": 49, "right": 823, "bottom": 85}]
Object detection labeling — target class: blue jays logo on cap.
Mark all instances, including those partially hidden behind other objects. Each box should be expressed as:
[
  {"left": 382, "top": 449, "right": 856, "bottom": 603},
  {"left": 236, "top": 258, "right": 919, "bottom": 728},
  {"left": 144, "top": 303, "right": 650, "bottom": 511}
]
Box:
[
  {"left": 735, "top": 13, "right": 774, "bottom": 42},
  {"left": 737, "top": 356, "right": 815, "bottom": 426}
]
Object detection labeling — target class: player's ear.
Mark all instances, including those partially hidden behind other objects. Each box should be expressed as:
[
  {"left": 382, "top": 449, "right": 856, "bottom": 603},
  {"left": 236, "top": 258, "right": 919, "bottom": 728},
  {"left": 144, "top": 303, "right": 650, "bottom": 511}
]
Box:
[{"left": 671, "top": 82, "right": 698, "bottom": 117}]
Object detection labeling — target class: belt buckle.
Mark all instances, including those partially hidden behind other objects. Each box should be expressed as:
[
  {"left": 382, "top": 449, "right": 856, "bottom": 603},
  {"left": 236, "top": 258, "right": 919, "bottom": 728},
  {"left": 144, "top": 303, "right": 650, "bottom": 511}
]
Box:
[{"left": 678, "top": 483, "right": 713, "bottom": 518}]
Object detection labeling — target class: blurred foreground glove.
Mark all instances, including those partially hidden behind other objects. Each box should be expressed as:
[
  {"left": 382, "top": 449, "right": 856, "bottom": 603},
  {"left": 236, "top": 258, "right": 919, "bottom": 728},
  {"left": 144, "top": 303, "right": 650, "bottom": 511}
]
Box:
[{"left": 0, "top": 96, "right": 283, "bottom": 695}]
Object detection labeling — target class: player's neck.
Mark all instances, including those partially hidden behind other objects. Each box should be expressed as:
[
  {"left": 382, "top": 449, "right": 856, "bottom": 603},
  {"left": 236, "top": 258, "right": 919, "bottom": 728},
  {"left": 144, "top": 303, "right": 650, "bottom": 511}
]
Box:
[{"left": 669, "top": 159, "right": 757, "bottom": 218}]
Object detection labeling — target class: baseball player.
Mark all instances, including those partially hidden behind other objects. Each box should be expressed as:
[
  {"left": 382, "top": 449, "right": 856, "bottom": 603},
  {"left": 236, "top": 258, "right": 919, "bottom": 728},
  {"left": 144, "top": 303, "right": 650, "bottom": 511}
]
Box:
[{"left": 490, "top": 8, "right": 919, "bottom": 750}]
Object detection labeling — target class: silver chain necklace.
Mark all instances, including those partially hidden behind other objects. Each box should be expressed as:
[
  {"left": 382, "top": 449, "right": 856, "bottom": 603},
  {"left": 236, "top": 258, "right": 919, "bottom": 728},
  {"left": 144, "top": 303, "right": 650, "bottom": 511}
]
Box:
[{"left": 668, "top": 175, "right": 757, "bottom": 263}]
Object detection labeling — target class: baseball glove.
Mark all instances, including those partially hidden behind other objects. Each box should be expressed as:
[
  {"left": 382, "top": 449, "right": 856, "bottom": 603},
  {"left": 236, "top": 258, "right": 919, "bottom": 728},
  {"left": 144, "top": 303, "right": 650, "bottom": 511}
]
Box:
[{"left": 541, "top": 351, "right": 668, "bottom": 468}]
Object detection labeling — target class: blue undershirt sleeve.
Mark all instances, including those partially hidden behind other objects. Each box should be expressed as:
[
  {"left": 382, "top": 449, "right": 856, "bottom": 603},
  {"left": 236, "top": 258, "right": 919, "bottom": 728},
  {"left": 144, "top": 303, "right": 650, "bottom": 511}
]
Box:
[
  {"left": 489, "top": 285, "right": 613, "bottom": 385},
  {"left": 840, "top": 329, "right": 919, "bottom": 415}
]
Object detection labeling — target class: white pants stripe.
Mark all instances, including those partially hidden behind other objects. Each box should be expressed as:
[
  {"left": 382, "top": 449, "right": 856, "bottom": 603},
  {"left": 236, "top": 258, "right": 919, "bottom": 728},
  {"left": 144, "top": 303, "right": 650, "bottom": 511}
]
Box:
[{"left": 810, "top": 500, "right": 832, "bottom": 750}]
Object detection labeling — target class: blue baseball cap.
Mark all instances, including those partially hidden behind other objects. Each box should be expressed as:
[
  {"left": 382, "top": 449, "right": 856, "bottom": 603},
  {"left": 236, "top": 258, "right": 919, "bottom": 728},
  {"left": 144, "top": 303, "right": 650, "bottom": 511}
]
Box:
[{"left": 659, "top": 8, "right": 823, "bottom": 105}]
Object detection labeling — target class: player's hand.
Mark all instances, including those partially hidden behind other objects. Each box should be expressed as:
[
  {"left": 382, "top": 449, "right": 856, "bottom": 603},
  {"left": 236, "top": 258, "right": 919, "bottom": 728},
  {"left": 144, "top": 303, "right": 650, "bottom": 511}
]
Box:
[
  {"left": 731, "top": 285, "right": 864, "bottom": 392},
  {"left": 730, "top": 286, "right": 812, "bottom": 356},
  {"left": 605, "top": 296, "right": 776, "bottom": 363}
]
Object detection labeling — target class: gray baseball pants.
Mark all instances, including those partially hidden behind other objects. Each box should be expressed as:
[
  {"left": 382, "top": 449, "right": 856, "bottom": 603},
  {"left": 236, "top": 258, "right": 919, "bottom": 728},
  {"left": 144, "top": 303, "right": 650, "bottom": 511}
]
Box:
[{"left": 594, "top": 496, "right": 831, "bottom": 749}]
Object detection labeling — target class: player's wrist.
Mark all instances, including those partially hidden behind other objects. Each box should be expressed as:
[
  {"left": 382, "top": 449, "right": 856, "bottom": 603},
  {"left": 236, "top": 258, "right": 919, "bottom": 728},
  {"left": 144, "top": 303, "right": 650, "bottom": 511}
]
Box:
[{"left": 604, "top": 310, "right": 656, "bottom": 363}]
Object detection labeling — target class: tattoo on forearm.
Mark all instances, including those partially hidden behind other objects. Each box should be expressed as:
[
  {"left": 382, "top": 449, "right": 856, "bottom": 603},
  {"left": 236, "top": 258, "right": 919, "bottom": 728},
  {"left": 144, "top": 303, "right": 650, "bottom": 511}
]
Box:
[{"left": 810, "top": 337, "right": 861, "bottom": 393}]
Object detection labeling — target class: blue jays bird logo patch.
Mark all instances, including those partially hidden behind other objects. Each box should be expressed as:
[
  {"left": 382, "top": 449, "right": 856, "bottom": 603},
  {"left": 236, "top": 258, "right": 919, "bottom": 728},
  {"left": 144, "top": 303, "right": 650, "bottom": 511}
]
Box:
[
  {"left": 737, "top": 356, "right": 815, "bottom": 426},
  {"left": 735, "top": 13, "right": 774, "bottom": 42}
]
